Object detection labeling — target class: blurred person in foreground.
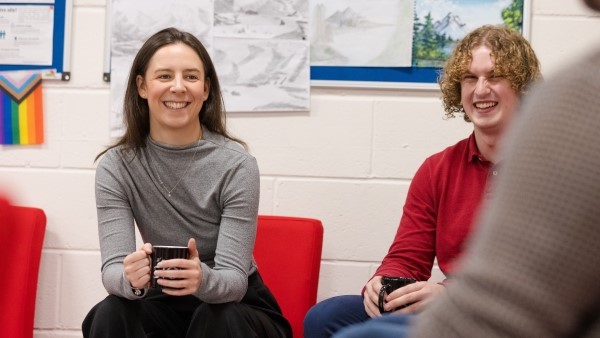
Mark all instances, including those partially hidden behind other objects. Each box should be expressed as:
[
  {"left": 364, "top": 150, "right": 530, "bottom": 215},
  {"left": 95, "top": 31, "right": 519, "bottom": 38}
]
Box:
[
  {"left": 333, "top": 1, "right": 600, "bottom": 337},
  {"left": 304, "top": 24, "right": 542, "bottom": 338}
]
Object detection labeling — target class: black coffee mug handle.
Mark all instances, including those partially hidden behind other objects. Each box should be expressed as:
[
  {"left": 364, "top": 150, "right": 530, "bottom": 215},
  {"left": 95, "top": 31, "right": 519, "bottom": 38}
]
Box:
[{"left": 378, "top": 284, "right": 389, "bottom": 313}]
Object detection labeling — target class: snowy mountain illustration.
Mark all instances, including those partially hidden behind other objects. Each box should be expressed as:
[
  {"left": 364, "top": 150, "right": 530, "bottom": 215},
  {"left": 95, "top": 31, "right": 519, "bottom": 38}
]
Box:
[
  {"left": 433, "top": 12, "right": 467, "bottom": 40},
  {"left": 311, "top": 3, "right": 410, "bottom": 66},
  {"left": 325, "top": 7, "right": 383, "bottom": 29},
  {"left": 326, "top": 7, "right": 365, "bottom": 27},
  {"left": 217, "top": 0, "right": 307, "bottom": 17}
]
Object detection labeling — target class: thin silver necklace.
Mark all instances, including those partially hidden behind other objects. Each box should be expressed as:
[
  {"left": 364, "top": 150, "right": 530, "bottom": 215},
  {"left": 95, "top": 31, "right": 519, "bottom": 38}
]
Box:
[{"left": 153, "top": 139, "right": 201, "bottom": 197}]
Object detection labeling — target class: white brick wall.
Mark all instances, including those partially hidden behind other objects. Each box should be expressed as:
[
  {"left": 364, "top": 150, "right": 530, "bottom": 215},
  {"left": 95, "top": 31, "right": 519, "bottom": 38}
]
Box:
[{"left": 0, "top": 1, "right": 598, "bottom": 337}]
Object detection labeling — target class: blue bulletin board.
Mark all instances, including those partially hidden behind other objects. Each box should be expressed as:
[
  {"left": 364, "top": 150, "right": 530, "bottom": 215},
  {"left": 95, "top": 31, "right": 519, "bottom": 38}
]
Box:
[
  {"left": 311, "top": 66, "right": 441, "bottom": 89},
  {"left": 0, "top": 0, "right": 73, "bottom": 81}
]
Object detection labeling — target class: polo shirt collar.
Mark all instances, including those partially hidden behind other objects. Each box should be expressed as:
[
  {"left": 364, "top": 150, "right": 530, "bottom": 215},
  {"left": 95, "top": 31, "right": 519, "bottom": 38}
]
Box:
[{"left": 467, "top": 132, "right": 490, "bottom": 164}]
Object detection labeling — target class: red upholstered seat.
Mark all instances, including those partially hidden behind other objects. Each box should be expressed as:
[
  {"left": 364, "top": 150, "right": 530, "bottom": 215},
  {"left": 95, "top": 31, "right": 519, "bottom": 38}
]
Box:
[
  {"left": 254, "top": 215, "right": 324, "bottom": 338},
  {"left": 0, "top": 197, "right": 46, "bottom": 338}
]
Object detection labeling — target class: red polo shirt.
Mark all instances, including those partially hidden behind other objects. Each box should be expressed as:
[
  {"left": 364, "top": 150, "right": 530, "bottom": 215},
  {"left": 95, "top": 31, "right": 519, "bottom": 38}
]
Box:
[{"left": 374, "top": 133, "right": 493, "bottom": 282}]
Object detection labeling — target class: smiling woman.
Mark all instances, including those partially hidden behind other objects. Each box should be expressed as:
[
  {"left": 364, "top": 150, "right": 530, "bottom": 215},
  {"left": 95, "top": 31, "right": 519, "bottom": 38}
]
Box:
[
  {"left": 136, "top": 43, "right": 209, "bottom": 146},
  {"left": 83, "top": 27, "right": 292, "bottom": 338}
]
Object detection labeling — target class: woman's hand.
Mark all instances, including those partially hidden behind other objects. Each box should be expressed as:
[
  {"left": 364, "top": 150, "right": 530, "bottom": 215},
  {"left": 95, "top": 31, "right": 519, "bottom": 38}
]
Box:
[
  {"left": 154, "top": 238, "right": 202, "bottom": 296},
  {"left": 363, "top": 276, "right": 385, "bottom": 318},
  {"left": 385, "top": 281, "right": 446, "bottom": 314},
  {"left": 123, "top": 243, "right": 152, "bottom": 289}
]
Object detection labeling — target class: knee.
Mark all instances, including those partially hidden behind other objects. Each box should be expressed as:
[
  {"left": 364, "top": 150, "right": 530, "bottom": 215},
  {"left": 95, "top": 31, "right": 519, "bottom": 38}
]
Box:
[
  {"left": 305, "top": 295, "right": 355, "bottom": 324},
  {"left": 195, "top": 302, "right": 235, "bottom": 317},
  {"left": 304, "top": 295, "right": 366, "bottom": 338},
  {"left": 193, "top": 302, "right": 245, "bottom": 326},
  {"left": 189, "top": 302, "right": 253, "bottom": 336},
  {"left": 304, "top": 297, "right": 340, "bottom": 334},
  {"left": 304, "top": 299, "right": 329, "bottom": 328},
  {"left": 82, "top": 295, "right": 138, "bottom": 330},
  {"left": 333, "top": 317, "right": 412, "bottom": 338}
]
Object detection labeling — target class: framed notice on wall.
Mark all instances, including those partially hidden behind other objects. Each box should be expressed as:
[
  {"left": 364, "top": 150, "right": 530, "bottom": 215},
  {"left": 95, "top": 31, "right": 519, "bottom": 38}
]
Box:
[
  {"left": 0, "top": 0, "right": 73, "bottom": 81},
  {"left": 309, "top": 0, "right": 531, "bottom": 89}
]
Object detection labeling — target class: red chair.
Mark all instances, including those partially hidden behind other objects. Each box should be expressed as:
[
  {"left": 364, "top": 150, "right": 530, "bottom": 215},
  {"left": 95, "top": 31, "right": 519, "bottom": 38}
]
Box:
[
  {"left": 254, "top": 215, "right": 324, "bottom": 338},
  {"left": 0, "top": 197, "right": 46, "bottom": 338}
]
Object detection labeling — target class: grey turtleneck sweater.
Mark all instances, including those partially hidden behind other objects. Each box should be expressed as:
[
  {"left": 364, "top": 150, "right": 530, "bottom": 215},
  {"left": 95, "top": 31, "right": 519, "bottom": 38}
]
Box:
[{"left": 95, "top": 126, "right": 260, "bottom": 303}]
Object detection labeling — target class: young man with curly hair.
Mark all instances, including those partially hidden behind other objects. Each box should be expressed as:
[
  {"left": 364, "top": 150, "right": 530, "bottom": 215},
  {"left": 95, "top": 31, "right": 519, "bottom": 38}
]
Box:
[{"left": 304, "top": 25, "right": 542, "bottom": 338}]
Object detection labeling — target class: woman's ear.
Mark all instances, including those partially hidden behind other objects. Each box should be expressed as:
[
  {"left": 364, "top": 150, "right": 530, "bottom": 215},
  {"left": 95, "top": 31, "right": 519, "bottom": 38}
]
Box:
[
  {"left": 136, "top": 75, "right": 147, "bottom": 99},
  {"left": 203, "top": 77, "right": 210, "bottom": 101}
]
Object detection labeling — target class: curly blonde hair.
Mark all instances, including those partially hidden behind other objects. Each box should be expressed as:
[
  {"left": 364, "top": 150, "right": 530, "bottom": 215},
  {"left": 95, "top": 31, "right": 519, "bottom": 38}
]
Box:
[{"left": 439, "top": 25, "right": 542, "bottom": 121}]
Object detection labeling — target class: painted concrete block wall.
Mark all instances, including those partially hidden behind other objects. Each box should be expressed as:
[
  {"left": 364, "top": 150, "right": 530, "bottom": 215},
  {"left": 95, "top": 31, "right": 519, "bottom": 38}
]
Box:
[{"left": 0, "top": 1, "right": 598, "bottom": 337}]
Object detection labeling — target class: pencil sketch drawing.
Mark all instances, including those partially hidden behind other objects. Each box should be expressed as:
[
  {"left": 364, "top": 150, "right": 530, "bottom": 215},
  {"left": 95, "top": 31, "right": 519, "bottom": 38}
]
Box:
[
  {"left": 214, "top": 0, "right": 310, "bottom": 111},
  {"left": 110, "top": 0, "right": 212, "bottom": 137},
  {"left": 109, "top": 0, "right": 310, "bottom": 136},
  {"left": 214, "top": 0, "right": 308, "bottom": 40},
  {"left": 214, "top": 38, "right": 310, "bottom": 112},
  {"left": 310, "top": 0, "right": 413, "bottom": 67}
]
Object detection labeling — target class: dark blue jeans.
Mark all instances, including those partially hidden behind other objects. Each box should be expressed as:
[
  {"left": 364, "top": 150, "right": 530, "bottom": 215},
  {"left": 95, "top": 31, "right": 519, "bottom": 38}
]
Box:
[
  {"left": 332, "top": 314, "right": 413, "bottom": 338},
  {"left": 304, "top": 295, "right": 414, "bottom": 338},
  {"left": 303, "top": 295, "right": 369, "bottom": 338}
]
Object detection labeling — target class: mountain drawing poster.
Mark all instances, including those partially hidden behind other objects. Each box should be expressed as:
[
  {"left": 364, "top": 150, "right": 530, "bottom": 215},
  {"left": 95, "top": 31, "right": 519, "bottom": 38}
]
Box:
[
  {"left": 310, "top": 0, "right": 414, "bottom": 67},
  {"left": 414, "top": 0, "right": 526, "bottom": 67},
  {"left": 109, "top": 0, "right": 311, "bottom": 137},
  {"left": 213, "top": 0, "right": 310, "bottom": 113},
  {"left": 310, "top": 0, "right": 526, "bottom": 70}
]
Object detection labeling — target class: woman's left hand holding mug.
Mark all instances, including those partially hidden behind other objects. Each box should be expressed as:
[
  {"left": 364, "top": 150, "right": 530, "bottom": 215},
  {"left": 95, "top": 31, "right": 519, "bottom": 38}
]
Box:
[{"left": 123, "top": 242, "right": 152, "bottom": 289}]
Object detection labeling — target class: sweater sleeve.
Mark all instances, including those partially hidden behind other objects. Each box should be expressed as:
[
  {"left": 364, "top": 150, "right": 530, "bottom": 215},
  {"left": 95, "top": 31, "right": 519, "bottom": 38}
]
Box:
[
  {"left": 95, "top": 150, "right": 139, "bottom": 299},
  {"left": 194, "top": 155, "right": 260, "bottom": 303}
]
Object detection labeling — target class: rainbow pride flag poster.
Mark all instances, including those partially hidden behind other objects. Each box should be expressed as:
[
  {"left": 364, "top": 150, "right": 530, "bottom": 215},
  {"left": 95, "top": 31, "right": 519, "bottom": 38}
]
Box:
[{"left": 0, "top": 71, "right": 44, "bottom": 145}]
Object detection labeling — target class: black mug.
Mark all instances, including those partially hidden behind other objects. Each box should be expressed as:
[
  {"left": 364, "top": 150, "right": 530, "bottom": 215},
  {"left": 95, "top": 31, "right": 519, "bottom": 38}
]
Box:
[
  {"left": 378, "top": 276, "right": 416, "bottom": 313},
  {"left": 150, "top": 245, "right": 190, "bottom": 289}
]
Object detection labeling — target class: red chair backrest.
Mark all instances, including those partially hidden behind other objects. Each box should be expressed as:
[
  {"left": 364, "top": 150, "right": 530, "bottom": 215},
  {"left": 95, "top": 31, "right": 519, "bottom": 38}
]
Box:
[
  {"left": 0, "top": 197, "right": 46, "bottom": 338},
  {"left": 254, "top": 215, "right": 323, "bottom": 338}
]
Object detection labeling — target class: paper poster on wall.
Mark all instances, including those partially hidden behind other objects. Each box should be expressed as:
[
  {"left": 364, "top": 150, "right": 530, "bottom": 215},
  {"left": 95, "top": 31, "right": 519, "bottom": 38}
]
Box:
[
  {"left": 107, "top": 0, "right": 311, "bottom": 137},
  {"left": 213, "top": 1, "right": 310, "bottom": 112},
  {"left": 0, "top": 4, "right": 54, "bottom": 66},
  {"left": 0, "top": 0, "right": 72, "bottom": 81},
  {"left": 311, "top": 0, "right": 530, "bottom": 88},
  {"left": 108, "top": 0, "right": 212, "bottom": 137},
  {"left": 310, "top": 0, "right": 413, "bottom": 67},
  {"left": 413, "top": 0, "right": 522, "bottom": 68}
]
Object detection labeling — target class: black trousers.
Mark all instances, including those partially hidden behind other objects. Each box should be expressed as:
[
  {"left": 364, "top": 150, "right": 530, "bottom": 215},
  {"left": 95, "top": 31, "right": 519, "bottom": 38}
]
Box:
[{"left": 82, "top": 272, "right": 292, "bottom": 338}]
